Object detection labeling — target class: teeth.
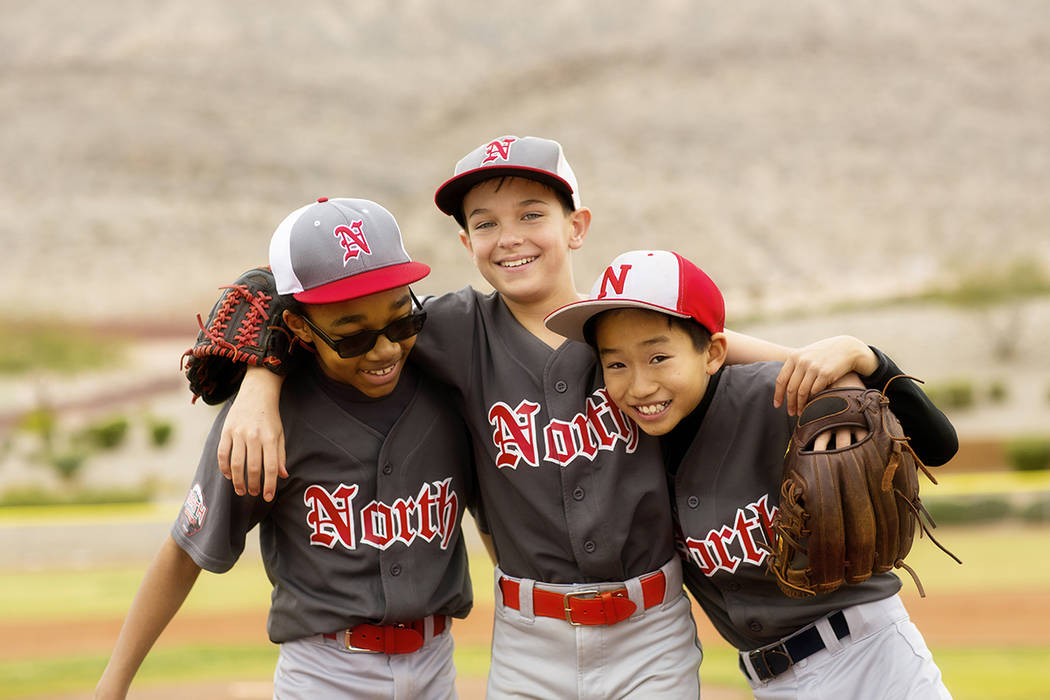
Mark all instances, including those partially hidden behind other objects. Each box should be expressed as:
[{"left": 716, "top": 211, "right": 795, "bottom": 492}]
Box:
[
  {"left": 500, "top": 256, "right": 536, "bottom": 268},
  {"left": 635, "top": 401, "right": 669, "bottom": 416},
  {"left": 363, "top": 364, "right": 396, "bottom": 377}
]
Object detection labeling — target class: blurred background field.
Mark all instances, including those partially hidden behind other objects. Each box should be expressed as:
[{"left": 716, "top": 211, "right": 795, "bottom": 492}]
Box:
[
  {"left": 2, "top": 1, "right": 1049, "bottom": 698},
  {"left": 0, "top": 511, "right": 1047, "bottom": 699}
]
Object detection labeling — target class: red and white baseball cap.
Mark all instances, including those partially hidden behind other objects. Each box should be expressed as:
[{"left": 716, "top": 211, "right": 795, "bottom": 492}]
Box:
[
  {"left": 269, "top": 197, "right": 430, "bottom": 304},
  {"left": 434, "top": 135, "right": 582, "bottom": 224},
  {"left": 544, "top": 250, "right": 725, "bottom": 343}
]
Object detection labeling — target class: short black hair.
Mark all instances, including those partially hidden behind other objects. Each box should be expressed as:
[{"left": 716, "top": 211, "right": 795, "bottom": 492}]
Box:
[
  {"left": 584, "top": 309, "right": 712, "bottom": 352},
  {"left": 280, "top": 293, "right": 305, "bottom": 319},
  {"left": 455, "top": 176, "right": 575, "bottom": 228}
]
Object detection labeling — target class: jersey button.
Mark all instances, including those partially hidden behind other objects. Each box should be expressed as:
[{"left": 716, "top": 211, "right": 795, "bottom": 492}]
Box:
[
  {"left": 382, "top": 464, "right": 393, "bottom": 475},
  {"left": 554, "top": 380, "right": 568, "bottom": 393},
  {"left": 572, "top": 487, "right": 585, "bottom": 501},
  {"left": 747, "top": 620, "right": 763, "bottom": 633},
  {"left": 687, "top": 496, "right": 699, "bottom": 508},
  {"left": 583, "top": 540, "right": 596, "bottom": 553},
  {"left": 390, "top": 564, "right": 402, "bottom": 576}
]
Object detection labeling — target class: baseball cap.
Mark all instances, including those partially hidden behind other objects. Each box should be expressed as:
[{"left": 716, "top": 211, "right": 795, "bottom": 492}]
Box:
[
  {"left": 434, "top": 135, "right": 582, "bottom": 223},
  {"left": 544, "top": 250, "right": 725, "bottom": 343},
  {"left": 269, "top": 197, "right": 430, "bottom": 304}
]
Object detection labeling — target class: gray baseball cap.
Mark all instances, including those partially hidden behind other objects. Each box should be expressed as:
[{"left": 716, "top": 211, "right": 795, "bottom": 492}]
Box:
[
  {"left": 434, "top": 135, "right": 582, "bottom": 224},
  {"left": 269, "top": 197, "right": 430, "bottom": 304}
]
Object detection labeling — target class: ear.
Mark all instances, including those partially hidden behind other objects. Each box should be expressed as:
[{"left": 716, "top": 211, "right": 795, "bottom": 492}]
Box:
[
  {"left": 706, "top": 332, "right": 729, "bottom": 375},
  {"left": 458, "top": 229, "right": 474, "bottom": 255},
  {"left": 567, "top": 206, "right": 591, "bottom": 250},
  {"left": 283, "top": 309, "right": 314, "bottom": 345}
]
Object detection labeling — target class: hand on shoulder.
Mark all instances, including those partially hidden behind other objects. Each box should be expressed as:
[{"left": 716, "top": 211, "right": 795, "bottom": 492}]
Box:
[{"left": 773, "top": 336, "right": 877, "bottom": 415}]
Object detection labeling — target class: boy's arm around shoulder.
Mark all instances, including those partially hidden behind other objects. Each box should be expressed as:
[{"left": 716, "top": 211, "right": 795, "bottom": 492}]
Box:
[
  {"left": 724, "top": 330, "right": 879, "bottom": 415},
  {"left": 219, "top": 367, "right": 288, "bottom": 502},
  {"left": 183, "top": 266, "right": 293, "bottom": 503},
  {"left": 95, "top": 536, "right": 202, "bottom": 699}
]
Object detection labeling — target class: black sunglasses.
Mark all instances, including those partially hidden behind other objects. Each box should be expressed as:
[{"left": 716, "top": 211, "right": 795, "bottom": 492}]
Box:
[{"left": 300, "top": 290, "right": 427, "bottom": 358}]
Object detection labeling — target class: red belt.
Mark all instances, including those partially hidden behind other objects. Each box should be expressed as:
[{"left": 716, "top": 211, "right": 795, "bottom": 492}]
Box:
[
  {"left": 499, "top": 571, "right": 666, "bottom": 626},
  {"left": 322, "top": 615, "right": 447, "bottom": 654}
]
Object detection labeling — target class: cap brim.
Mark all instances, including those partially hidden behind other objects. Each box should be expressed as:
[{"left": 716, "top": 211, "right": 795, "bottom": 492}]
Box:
[
  {"left": 294, "top": 261, "right": 430, "bottom": 304},
  {"left": 544, "top": 298, "right": 691, "bottom": 344},
  {"left": 434, "top": 166, "right": 576, "bottom": 218}
]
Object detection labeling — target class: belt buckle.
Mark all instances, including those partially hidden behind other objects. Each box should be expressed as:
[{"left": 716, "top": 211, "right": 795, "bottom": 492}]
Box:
[
  {"left": 758, "top": 644, "right": 793, "bottom": 678},
  {"left": 343, "top": 628, "right": 381, "bottom": 654},
  {"left": 563, "top": 589, "right": 599, "bottom": 626}
]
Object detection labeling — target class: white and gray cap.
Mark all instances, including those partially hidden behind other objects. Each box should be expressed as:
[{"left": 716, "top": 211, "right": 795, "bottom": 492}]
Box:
[
  {"left": 269, "top": 197, "right": 429, "bottom": 304},
  {"left": 434, "top": 135, "right": 581, "bottom": 224}
]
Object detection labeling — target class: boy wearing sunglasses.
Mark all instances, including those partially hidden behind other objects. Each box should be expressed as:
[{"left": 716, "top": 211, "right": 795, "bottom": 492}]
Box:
[{"left": 96, "top": 198, "right": 474, "bottom": 700}]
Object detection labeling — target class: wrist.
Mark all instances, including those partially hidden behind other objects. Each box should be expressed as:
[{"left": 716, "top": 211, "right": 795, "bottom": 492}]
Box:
[
  {"left": 853, "top": 342, "right": 880, "bottom": 377},
  {"left": 245, "top": 365, "right": 285, "bottom": 394}
]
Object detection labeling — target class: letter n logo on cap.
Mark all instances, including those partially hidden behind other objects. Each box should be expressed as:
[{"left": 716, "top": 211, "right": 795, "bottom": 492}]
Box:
[
  {"left": 482, "top": 137, "right": 517, "bottom": 164},
  {"left": 334, "top": 220, "right": 372, "bottom": 264},
  {"left": 597, "top": 264, "right": 632, "bottom": 299}
]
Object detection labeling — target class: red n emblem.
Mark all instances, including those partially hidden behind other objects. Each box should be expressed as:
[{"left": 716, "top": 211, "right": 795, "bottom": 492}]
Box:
[
  {"left": 597, "top": 264, "right": 632, "bottom": 299},
  {"left": 304, "top": 483, "right": 358, "bottom": 549},
  {"left": 482, "top": 137, "right": 517, "bottom": 164},
  {"left": 487, "top": 399, "right": 541, "bottom": 469},
  {"left": 334, "top": 221, "right": 372, "bottom": 264}
]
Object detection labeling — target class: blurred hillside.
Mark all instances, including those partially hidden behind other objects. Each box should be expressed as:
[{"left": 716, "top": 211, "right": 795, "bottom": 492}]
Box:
[{"left": 1, "top": 0, "right": 1047, "bottom": 328}]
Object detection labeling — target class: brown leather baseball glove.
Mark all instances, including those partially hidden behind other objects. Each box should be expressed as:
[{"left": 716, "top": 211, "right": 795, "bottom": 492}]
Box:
[
  {"left": 181, "top": 267, "right": 299, "bottom": 405},
  {"left": 768, "top": 385, "right": 959, "bottom": 598}
]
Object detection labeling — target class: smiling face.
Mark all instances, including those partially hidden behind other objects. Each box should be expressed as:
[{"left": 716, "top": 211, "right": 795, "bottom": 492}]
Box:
[
  {"left": 595, "top": 308, "right": 727, "bottom": 436},
  {"left": 458, "top": 176, "right": 589, "bottom": 309},
  {"left": 285, "top": 286, "right": 418, "bottom": 397}
]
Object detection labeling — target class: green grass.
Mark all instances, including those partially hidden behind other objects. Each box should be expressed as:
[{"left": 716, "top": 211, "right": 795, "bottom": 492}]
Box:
[
  {"left": 899, "top": 522, "right": 1050, "bottom": 592},
  {"left": 736, "top": 259, "right": 1050, "bottom": 324},
  {"left": 0, "top": 645, "right": 278, "bottom": 699},
  {"left": 1, "top": 515, "right": 1046, "bottom": 697},
  {"left": 0, "top": 321, "right": 126, "bottom": 375},
  {"left": 0, "top": 560, "right": 274, "bottom": 623},
  {"left": 931, "top": 470, "right": 1050, "bottom": 497},
  {"left": 0, "top": 500, "right": 180, "bottom": 524},
  {"left": 935, "top": 647, "right": 1050, "bottom": 700},
  {"left": 6, "top": 641, "right": 1045, "bottom": 700}
]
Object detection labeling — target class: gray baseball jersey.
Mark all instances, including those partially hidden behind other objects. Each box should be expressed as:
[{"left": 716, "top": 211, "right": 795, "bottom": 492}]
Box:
[
  {"left": 173, "top": 366, "right": 474, "bottom": 643},
  {"left": 413, "top": 287, "right": 675, "bottom": 584},
  {"left": 671, "top": 362, "right": 954, "bottom": 651}
]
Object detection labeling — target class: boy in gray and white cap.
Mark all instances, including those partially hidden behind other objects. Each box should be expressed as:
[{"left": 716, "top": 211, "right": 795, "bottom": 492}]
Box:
[{"left": 96, "top": 198, "right": 475, "bottom": 700}]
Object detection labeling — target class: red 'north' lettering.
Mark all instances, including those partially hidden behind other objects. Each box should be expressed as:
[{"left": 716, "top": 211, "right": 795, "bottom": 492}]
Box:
[
  {"left": 488, "top": 400, "right": 541, "bottom": 469},
  {"left": 305, "top": 483, "right": 358, "bottom": 549},
  {"left": 681, "top": 495, "right": 780, "bottom": 578},
  {"left": 304, "top": 479, "right": 459, "bottom": 552},
  {"left": 490, "top": 389, "right": 639, "bottom": 470}
]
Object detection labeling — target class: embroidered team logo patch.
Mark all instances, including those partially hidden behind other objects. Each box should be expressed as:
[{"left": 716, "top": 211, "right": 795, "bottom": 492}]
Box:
[
  {"left": 179, "top": 483, "right": 207, "bottom": 537},
  {"left": 482, "top": 137, "right": 516, "bottom": 164},
  {"left": 333, "top": 220, "right": 372, "bottom": 264}
]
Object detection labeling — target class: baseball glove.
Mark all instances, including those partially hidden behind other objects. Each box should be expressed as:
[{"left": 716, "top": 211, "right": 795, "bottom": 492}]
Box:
[
  {"left": 767, "top": 384, "right": 959, "bottom": 598},
  {"left": 181, "top": 267, "right": 299, "bottom": 405}
]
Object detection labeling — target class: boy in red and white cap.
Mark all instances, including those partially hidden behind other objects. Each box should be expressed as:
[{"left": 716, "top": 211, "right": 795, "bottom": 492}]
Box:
[
  {"left": 96, "top": 198, "right": 474, "bottom": 700},
  {"left": 546, "top": 250, "right": 957, "bottom": 699}
]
